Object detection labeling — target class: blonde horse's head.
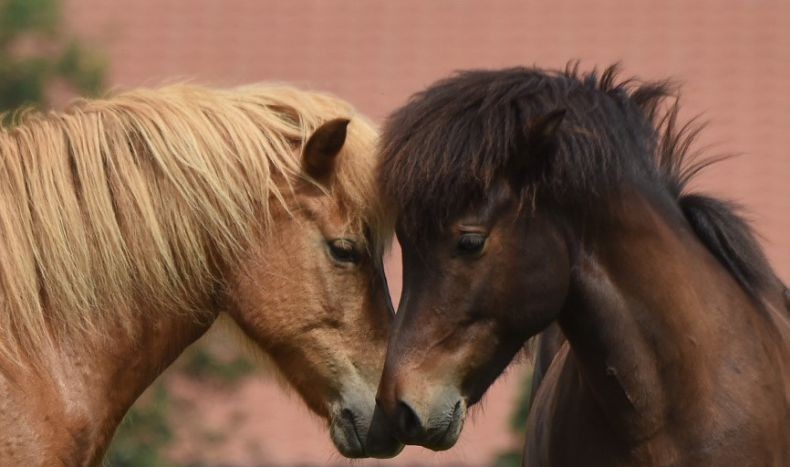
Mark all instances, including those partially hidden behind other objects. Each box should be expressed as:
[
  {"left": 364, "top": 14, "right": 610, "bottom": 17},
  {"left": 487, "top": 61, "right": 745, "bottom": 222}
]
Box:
[
  {"left": 223, "top": 116, "right": 401, "bottom": 458},
  {"left": 0, "top": 85, "right": 400, "bottom": 458}
]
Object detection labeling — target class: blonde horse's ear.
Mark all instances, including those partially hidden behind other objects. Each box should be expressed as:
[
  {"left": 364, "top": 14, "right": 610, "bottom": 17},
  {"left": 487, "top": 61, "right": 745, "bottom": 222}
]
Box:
[{"left": 302, "top": 118, "right": 350, "bottom": 182}]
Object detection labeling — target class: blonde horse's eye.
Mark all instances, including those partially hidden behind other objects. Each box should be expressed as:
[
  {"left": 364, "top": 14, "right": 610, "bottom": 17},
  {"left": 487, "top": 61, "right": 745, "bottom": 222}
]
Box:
[{"left": 328, "top": 239, "right": 361, "bottom": 264}]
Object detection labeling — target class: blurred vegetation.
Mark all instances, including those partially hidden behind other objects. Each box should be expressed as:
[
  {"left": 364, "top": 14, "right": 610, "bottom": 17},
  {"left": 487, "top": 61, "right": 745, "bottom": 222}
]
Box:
[
  {"left": 0, "top": 0, "right": 105, "bottom": 122},
  {"left": 181, "top": 345, "right": 256, "bottom": 386},
  {"left": 106, "top": 384, "right": 175, "bottom": 467},
  {"left": 493, "top": 369, "right": 534, "bottom": 467},
  {"left": 106, "top": 340, "right": 258, "bottom": 465}
]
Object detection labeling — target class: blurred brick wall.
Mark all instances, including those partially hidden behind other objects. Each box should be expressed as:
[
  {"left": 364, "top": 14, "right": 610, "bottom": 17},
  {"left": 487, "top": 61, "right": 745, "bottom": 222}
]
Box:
[
  {"left": 65, "top": 0, "right": 790, "bottom": 281},
  {"left": 64, "top": 0, "right": 790, "bottom": 465}
]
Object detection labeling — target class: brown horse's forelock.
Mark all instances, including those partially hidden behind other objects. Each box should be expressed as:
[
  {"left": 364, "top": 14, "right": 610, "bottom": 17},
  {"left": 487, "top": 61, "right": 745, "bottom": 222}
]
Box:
[
  {"left": 379, "top": 64, "right": 663, "bottom": 235},
  {"left": 377, "top": 63, "right": 779, "bottom": 298}
]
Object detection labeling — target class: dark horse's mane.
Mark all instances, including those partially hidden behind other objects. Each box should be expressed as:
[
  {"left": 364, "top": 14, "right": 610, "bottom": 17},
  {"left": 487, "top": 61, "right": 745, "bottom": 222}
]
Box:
[{"left": 378, "top": 64, "right": 778, "bottom": 298}]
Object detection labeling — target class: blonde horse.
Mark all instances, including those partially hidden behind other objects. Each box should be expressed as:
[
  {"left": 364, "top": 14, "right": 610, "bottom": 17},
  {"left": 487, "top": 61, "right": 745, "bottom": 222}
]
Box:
[{"left": 0, "top": 84, "right": 401, "bottom": 464}]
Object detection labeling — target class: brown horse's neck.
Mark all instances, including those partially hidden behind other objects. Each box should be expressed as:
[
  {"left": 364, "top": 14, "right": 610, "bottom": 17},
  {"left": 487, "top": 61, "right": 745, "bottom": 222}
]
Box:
[
  {"left": 557, "top": 190, "right": 788, "bottom": 451},
  {"left": 0, "top": 306, "right": 217, "bottom": 465}
]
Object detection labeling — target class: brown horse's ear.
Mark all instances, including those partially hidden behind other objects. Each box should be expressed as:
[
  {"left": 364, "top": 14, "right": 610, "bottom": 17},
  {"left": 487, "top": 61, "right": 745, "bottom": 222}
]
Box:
[
  {"left": 508, "top": 108, "right": 566, "bottom": 188},
  {"left": 527, "top": 109, "right": 566, "bottom": 150},
  {"left": 302, "top": 118, "right": 350, "bottom": 182}
]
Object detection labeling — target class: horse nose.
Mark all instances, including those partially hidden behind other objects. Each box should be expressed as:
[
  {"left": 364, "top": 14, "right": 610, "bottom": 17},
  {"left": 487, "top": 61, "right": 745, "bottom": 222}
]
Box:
[
  {"left": 377, "top": 374, "right": 466, "bottom": 450},
  {"left": 394, "top": 399, "right": 425, "bottom": 441}
]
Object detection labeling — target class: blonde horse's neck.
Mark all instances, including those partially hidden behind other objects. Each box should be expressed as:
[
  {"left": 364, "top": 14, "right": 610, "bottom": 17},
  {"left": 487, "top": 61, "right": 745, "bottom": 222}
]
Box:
[{"left": 0, "top": 305, "right": 218, "bottom": 465}]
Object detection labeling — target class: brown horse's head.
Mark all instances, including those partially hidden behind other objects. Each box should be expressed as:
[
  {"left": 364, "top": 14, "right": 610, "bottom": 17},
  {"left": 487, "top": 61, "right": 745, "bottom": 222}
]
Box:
[
  {"left": 225, "top": 117, "right": 401, "bottom": 458},
  {"left": 374, "top": 69, "right": 582, "bottom": 450}
]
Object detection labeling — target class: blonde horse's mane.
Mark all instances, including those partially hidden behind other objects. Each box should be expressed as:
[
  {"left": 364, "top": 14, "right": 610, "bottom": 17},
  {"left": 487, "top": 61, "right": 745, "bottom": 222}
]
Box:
[{"left": 0, "top": 83, "right": 380, "bottom": 363}]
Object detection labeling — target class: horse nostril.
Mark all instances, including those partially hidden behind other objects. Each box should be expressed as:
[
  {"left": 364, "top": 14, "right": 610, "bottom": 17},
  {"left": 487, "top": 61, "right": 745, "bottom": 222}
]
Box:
[{"left": 395, "top": 400, "right": 423, "bottom": 439}]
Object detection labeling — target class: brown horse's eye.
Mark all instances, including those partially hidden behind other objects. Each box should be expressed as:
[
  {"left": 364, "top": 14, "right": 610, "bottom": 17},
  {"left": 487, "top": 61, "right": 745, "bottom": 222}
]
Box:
[
  {"left": 328, "top": 239, "right": 360, "bottom": 264},
  {"left": 457, "top": 233, "right": 486, "bottom": 255}
]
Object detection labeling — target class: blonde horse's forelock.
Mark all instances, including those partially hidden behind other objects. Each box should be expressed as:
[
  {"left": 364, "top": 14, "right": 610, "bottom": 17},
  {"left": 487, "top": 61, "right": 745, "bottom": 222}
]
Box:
[{"left": 0, "top": 83, "right": 382, "bottom": 364}]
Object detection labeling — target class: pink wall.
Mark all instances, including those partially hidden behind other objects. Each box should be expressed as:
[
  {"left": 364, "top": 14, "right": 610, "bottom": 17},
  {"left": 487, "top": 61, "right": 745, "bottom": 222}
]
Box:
[{"left": 66, "top": 0, "right": 790, "bottom": 282}]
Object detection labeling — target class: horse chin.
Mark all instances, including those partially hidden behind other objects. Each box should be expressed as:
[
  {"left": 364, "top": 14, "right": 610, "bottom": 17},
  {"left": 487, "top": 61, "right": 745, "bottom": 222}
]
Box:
[
  {"left": 329, "top": 400, "right": 404, "bottom": 459},
  {"left": 329, "top": 413, "right": 366, "bottom": 458},
  {"left": 419, "top": 399, "right": 467, "bottom": 451}
]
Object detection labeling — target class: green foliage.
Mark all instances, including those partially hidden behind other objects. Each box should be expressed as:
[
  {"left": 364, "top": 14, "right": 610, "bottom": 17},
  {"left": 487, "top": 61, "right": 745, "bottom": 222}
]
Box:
[
  {"left": 57, "top": 40, "right": 105, "bottom": 94},
  {"left": 0, "top": 0, "right": 105, "bottom": 118},
  {"left": 493, "top": 451, "right": 523, "bottom": 467},
  {"left": 105, "top": 339, "right": 258, "bottom": 465},
  {"left": 492, "top": 369, "right": 534, "bottom": 466},
  {"left": 508, "top": 369, "right": 533, "bottom": 433},
  {"left": 106, "top": 384, "right": 175, "bottom": 467},
  {"left": 180, "top": 345, "right": 256, "bottom": 386},
  {"left": 0, "top": 0, "right": 60, "bottom": 41}
]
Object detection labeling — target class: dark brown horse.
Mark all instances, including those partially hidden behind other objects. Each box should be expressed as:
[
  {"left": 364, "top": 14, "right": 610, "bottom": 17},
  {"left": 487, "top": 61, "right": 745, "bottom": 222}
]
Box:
[{"left": 375, "top": 65, "right": 789, "bottom": 465}]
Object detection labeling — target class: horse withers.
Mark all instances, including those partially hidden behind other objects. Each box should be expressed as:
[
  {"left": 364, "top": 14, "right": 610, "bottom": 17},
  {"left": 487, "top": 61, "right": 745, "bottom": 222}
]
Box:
[
  {"left": 375, "top": 65, "right": 789, "bottom": 465},
  {"left": 0, "top": 85, "right": 400, "bottom": 464}
]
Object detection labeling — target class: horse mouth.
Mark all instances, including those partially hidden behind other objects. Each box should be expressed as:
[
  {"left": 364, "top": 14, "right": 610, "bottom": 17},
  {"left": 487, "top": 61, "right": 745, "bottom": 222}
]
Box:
[
  {"left": 330, "top": 408, "right": 366, "bottom": 458},
  {"left": 330, "top": 403, "right": 404, "bottom": 459},
  {"left": 425, "top": 399, "right": 465, "bottom": 450}
]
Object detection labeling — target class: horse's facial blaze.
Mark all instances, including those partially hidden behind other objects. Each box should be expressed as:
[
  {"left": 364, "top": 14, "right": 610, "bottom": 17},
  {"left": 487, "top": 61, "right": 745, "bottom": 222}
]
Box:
[
  {"left": 223, "top": 121, "right": 402, "bottom": 459},
  {"left": 377, "top": 188, "right": 570, "bottom": 450}
]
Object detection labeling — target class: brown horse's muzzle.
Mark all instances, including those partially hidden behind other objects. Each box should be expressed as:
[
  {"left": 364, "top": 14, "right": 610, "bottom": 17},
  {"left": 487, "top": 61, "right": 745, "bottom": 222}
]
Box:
[{"left": 376, "top": 368, "right": 467, "bottom": 451}]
